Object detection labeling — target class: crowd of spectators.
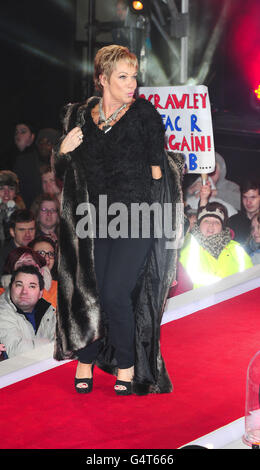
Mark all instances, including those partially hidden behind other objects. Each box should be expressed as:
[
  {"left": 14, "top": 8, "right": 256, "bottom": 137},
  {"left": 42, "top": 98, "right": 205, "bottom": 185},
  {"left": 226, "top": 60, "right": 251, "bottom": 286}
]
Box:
[
  {"left": 171, "top": 158, "right": 260, "bottom": 296},
  {"left": 0, "top": 122, "right": 60, "bottom": 360},
  {"left": 0, "top": 120, "right": 259, "bottom": 361}
]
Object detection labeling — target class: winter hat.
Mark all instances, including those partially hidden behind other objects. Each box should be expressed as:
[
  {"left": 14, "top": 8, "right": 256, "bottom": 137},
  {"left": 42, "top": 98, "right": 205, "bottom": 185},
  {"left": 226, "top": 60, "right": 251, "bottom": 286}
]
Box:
[
  {"left": 0, "top": 171, "right": 19, "bottom": 191},
  {"left": 197, "top": 202, "right": 228, "bottom": 228}
]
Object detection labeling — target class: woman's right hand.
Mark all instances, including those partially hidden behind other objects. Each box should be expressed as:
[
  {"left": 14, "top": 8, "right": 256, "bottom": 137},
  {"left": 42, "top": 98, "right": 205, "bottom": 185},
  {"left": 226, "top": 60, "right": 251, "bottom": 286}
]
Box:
[
  {"left": 59, "top": 127, "right": 84, "bottom": 155},
  {"left": 199, "top": 181, "right": 212, "bottom": 206}
]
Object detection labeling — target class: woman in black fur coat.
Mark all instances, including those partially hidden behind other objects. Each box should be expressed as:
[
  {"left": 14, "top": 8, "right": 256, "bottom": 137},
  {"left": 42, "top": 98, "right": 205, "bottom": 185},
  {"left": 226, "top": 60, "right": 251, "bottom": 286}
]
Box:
[{"left": 54, "top": 45, "right": 184, "bottom": 396}]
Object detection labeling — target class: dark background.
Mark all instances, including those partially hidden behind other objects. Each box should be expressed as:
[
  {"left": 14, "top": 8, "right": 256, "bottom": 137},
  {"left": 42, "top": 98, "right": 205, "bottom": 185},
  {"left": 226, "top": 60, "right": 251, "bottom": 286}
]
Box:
[
  {"left": 0, "top": 0, "right": 76, "bottom": 151},
  {"left": 1, "top": 0, "right": 260, "bottom": 184}
]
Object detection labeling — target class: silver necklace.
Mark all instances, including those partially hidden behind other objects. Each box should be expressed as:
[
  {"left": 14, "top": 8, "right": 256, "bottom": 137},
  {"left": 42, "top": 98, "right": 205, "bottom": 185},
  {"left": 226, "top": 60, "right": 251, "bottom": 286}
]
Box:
[{"left": 98, "top": 98, "right": 126, "bottom": 133}]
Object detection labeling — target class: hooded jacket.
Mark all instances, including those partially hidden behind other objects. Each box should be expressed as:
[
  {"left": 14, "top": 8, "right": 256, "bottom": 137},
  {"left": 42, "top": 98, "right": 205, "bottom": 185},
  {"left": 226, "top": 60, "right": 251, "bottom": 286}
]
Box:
[
  {"left": 53, "top": 98, "right": 184, "bottom": 395},
  {"left": 185, "top": 153, "right": 241, "bottom": 213},
  {"left": 213, "top": 153, "right": 241, "bottom": 210}
]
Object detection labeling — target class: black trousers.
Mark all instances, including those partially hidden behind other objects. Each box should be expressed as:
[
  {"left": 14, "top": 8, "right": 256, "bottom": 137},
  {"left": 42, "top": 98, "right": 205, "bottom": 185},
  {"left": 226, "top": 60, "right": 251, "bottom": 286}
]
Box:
[{"left": 77, "top": 237, "right": 152, "bottom": 369}]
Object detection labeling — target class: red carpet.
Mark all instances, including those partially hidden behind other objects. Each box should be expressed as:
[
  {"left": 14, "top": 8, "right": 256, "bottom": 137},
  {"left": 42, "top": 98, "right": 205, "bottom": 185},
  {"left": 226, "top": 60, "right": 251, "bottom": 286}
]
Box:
[{"left": 1, "top": 287, "right": 260, "bottom": 449}]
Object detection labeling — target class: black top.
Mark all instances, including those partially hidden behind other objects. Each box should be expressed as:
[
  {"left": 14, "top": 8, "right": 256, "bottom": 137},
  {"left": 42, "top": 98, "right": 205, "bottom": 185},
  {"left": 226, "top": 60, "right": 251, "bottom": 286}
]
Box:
[
  {"left": 227, "top": 211, "right": 251, "bottom": 246},
  {"left": 0, "top": 238, "right": 16, "bottom": 281},
  {"left": 80, "top": 97, "right": 165, "bottom": 210},
  {"left": 13, "top": 145, "right": 42, "bottom": 209},
  {"left": 16, "top": 298, "right": 51, "bottom": 332}
]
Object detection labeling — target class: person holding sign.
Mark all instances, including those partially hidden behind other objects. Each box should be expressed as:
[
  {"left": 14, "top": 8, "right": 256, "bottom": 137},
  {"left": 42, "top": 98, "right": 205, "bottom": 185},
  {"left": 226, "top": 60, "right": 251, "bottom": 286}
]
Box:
[
  {"left": 186, "top": 153, "right": 241, "bottom": 211},
  {"left": 184, "top": 169, "right": 237, "bottom": 218},
  {"left": 179, "top": 202, "right": 252, "bottom": 289},
  {"left": 53, "top": 45, "right": 183, "bottom": 396}
]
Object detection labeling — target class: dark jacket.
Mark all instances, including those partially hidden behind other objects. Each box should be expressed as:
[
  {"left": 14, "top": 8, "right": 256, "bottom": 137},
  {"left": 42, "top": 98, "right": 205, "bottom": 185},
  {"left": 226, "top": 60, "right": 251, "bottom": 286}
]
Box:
[
  {"left": 0, "top": 238, "right": 16, "bottom": 282},
  {"left": 227, "top": 211, "right": 251, "bottom": 247},
  {"left": 53, "top": 99, "right": 184, "bottom": 395},
  {"left": 13, "top": 145, "right": 42, "bottom": 209}
]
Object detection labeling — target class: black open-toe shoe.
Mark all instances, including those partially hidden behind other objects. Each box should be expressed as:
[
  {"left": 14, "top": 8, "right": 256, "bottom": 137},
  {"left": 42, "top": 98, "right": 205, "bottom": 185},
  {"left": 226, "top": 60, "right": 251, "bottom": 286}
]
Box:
[
  {"left": 74, "top": 364, "right": 94, "bottom": 394},
  {"left": 114, "top": 379, "right": 132, "bottom": 396},
  {"left": 74, "top": 376, "right": 93, "bottom": 394}
]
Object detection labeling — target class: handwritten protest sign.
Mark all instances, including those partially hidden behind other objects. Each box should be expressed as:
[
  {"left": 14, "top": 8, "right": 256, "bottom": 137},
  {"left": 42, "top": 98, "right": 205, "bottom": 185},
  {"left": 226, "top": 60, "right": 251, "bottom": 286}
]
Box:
[{"left": 139, "top": 85, "right": 215, "bottom": 173}]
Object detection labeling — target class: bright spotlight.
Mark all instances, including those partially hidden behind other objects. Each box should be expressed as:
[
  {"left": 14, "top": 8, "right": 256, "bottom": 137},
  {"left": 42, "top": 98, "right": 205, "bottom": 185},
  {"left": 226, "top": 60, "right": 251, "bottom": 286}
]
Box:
[
  {"left": 129, "top": 1, "right": 149, "bottom": 15},
  {"left": 132, "top": 1, "right": 144, "bottom": 11},
  {"left": 254, "top": 84, "right": 260, "bottom": 100},
  {"left": 251, "top": 84, "right": 260, "bottom": 112}
]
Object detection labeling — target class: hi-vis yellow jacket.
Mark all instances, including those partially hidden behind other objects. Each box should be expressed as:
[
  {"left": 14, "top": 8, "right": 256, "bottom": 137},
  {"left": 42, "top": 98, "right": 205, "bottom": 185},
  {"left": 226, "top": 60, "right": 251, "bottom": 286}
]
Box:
[{"left": 179, "top": 233, "right": 253, "bottom": 289}]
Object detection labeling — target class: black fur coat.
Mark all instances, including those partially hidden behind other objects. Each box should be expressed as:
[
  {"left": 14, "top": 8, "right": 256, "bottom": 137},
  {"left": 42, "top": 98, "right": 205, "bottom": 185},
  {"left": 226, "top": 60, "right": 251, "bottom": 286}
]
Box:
[{"left": 53, "top": 98, "right": 184, "bottom": 395}]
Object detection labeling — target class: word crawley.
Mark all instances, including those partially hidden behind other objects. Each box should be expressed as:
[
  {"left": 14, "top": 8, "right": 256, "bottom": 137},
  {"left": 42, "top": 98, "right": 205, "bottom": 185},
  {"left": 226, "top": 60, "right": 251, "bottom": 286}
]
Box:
[{"left": 140, "top": 92, "right": 208, "bottom": 110}]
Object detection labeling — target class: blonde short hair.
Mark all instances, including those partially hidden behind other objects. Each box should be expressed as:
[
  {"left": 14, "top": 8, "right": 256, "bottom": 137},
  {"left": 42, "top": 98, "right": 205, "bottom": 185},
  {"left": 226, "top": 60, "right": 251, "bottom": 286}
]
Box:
[{"left": 94, "top": 44, "right": 138, "bottom": 93}]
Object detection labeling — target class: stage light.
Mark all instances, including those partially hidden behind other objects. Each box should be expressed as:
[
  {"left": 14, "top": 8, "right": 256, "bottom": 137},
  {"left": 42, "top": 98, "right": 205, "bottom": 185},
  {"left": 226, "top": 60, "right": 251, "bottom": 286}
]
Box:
[
  {"left": 128, "top": 0, "right": 150, "bottom": 15},
  {"left": 132, "top": 1, "right": 144, "bottom": 11},
  {"left": 254, "top": 85, "right": 260, "bottom": 100},
  {"left": 250, "top": 84, "right": 260, "bottom": 112}
]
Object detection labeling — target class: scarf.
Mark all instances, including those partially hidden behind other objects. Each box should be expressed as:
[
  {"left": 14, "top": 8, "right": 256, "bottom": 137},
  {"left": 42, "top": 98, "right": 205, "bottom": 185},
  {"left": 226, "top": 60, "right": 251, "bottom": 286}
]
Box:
[{"left": 191, "top": 224, "right": 231, "bottom": 259}]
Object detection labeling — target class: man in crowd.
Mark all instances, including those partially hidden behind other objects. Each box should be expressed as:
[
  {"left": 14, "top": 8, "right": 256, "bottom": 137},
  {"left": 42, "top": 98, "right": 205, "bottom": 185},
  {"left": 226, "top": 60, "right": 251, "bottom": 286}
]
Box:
[
  {"left": 13, "top": 121, "right": 42, "bottom": 208},
  {"left": 35, "top": 128, "right": 60, "bottom": 166},
  {"left": 0, "top": 209, "right": 36, "bottom": 278},
  {"left": 0, "top": 265, "right": 56, "bottom": 358},
  {"left": 227, "top": 179, "right": 260, "bottom": 246}
]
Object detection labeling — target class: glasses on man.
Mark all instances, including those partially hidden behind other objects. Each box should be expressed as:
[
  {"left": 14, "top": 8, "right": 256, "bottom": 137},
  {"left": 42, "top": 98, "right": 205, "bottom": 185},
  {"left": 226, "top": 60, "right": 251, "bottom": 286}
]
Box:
[
  {"left": 40, "top": 207, "right": 58, "bottom": 214},
  {"left": 36, "top": 250, "right": 55, "bottom": 259}
]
